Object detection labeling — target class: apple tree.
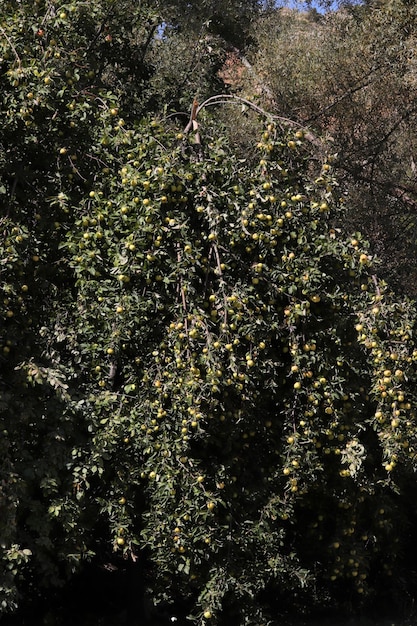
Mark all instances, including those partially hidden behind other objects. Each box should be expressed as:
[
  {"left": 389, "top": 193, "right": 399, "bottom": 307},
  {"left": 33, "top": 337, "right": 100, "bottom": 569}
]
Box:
[{"left": 44, "top": 101, "right": 417, "bottom": 622}]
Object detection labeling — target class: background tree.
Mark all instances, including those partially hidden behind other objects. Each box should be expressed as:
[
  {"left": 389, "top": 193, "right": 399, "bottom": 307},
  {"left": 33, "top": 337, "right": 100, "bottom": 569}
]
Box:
[{"left": 243, "top": 0, "right": 417, "bottom": 295}]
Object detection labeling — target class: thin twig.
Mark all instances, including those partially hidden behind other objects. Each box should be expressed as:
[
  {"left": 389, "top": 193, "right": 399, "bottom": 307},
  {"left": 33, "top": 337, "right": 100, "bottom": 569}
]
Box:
[
  {"left": 372, "top": 275, "right": 381, "bottom": 298},
  {"left": 139, "top": 22, "right": 159, "bottom": 64},
  {"left": 211, "top": 243, "right": 228, "bottom": 327},
  {"left": 0, "top": 26, "right": 21, "bottom": 65}
]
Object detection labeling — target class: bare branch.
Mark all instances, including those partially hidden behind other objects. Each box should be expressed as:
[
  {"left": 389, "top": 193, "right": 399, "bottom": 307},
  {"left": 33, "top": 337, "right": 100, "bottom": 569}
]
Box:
[{"left": 197, "top": 94, "right": 321, "bottom": 146}]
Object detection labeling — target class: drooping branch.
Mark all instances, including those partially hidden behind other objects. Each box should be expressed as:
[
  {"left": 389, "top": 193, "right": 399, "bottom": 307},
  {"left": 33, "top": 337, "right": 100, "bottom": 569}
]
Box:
[{"left": 197, "top": 93, "right": 321, "bottom": 147}]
